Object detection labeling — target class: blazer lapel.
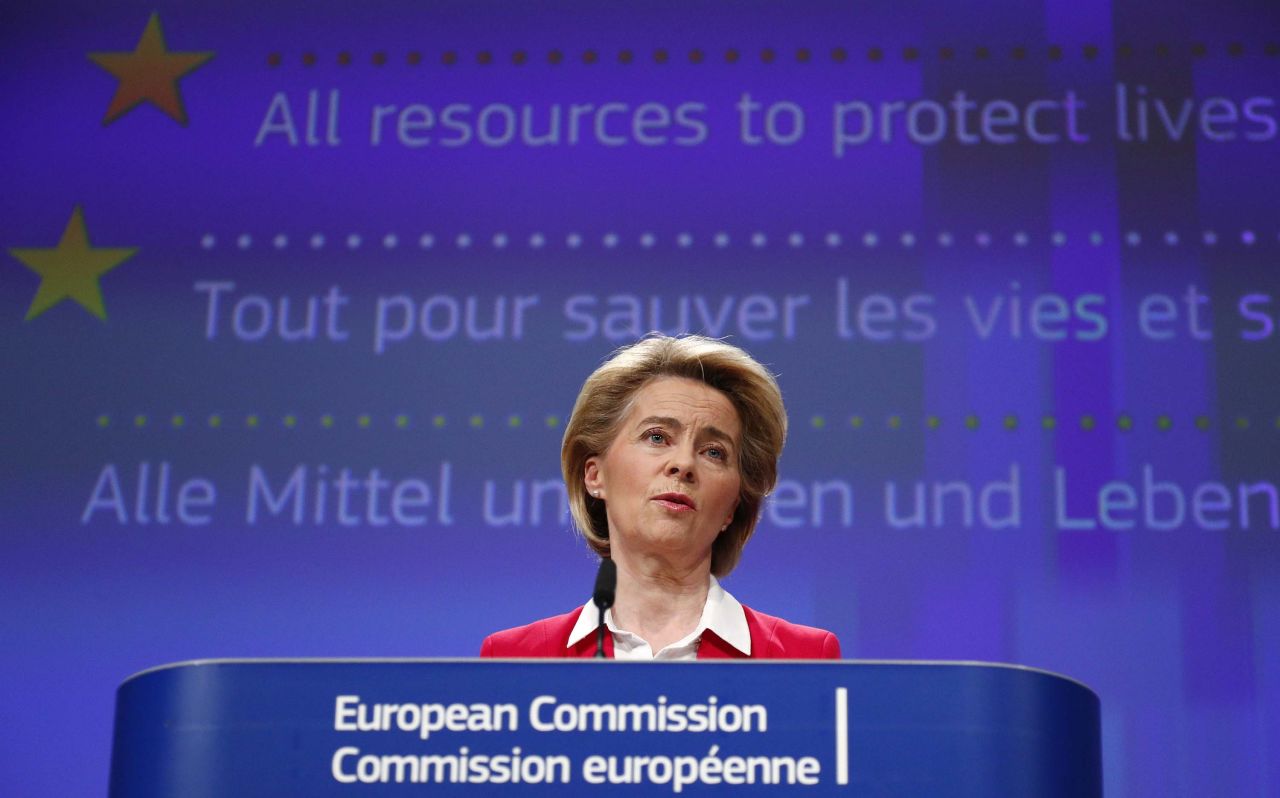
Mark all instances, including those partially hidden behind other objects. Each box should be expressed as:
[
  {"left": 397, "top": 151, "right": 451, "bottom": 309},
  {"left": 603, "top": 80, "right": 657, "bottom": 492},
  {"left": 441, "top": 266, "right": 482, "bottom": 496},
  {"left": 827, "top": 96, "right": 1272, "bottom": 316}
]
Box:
[
  {"left": 568, "top": 625, "right": 615, "bottom": 658},
  {"left": 697, "top": 629, "right": 748, "bottom": 659}
]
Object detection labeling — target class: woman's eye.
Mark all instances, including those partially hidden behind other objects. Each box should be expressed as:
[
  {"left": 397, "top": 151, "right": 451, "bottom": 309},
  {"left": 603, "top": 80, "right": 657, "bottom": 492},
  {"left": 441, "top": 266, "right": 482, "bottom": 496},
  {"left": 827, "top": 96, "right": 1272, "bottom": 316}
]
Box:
[
  {"left": 705, "top": 446, "right": 725, "bottom": 459},
  {"left": 646, "top": 430, "right": 667, "bottom": 444}
]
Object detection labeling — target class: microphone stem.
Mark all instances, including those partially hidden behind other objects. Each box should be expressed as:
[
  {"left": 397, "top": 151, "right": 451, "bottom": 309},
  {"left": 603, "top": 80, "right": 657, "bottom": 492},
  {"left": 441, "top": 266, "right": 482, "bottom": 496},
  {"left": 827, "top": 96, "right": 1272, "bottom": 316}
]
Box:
[{"left": 596, "top": 604, "right": 607, "bottom": 658}]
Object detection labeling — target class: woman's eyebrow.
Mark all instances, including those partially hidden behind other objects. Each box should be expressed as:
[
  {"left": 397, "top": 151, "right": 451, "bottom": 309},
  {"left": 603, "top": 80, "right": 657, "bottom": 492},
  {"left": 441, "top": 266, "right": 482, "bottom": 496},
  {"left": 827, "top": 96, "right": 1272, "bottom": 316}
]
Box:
[
  {"left": 636, "top": 415, "right": 682, "bottom": 431},
  {"left": 700, "top": 427, "right": 736, "bottom": 447}
]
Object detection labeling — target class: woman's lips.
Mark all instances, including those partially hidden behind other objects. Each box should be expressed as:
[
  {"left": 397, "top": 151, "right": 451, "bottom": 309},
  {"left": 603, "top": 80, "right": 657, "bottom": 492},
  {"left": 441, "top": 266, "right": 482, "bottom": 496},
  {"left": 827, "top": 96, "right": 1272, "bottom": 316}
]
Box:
[{"left": 652, "top": 492, "right": 696, "bottom": 511}]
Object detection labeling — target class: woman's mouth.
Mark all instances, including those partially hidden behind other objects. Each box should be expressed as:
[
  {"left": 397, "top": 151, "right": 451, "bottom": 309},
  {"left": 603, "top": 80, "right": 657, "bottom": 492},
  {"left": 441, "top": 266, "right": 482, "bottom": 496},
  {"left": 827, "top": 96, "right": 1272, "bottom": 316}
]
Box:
[{"left": 651, "top": 492, "right": 697, "bottom": 512}]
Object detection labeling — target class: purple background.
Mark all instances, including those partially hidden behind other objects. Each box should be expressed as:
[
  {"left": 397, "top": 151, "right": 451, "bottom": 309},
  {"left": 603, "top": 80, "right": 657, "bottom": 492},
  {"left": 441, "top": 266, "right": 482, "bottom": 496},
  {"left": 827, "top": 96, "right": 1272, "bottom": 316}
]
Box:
[{"left": 2, "top": 1, "right": 1278, "bottom": 794}]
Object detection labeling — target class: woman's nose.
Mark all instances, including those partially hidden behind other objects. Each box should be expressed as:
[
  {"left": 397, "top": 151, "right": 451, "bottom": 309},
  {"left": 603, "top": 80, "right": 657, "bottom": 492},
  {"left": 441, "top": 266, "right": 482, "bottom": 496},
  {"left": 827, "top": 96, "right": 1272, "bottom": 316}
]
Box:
[{"left": 666, "top": 459, "right": 695, "bottom": 481}]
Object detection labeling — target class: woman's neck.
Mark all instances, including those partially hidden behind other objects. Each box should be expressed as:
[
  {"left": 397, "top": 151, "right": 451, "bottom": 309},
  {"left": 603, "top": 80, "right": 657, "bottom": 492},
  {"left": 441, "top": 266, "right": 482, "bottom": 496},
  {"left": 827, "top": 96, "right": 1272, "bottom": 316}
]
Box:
[{"left": 609, "top": 551, "right": 711, "bottom": 653}]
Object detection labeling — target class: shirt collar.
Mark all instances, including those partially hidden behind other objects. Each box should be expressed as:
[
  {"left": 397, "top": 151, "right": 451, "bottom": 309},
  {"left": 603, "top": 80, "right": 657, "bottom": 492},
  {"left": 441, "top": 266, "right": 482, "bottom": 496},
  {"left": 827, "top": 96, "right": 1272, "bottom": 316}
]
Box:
[{"left": 566, "top": 573, "right": 751, "bottom": 656}]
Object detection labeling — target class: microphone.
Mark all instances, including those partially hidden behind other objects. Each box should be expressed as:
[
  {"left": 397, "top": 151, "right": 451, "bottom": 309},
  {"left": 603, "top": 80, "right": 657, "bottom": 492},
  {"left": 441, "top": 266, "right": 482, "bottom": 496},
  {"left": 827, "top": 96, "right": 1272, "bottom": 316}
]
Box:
[{"left": 592, "top": 559, "right": 616, "bottom": 659}]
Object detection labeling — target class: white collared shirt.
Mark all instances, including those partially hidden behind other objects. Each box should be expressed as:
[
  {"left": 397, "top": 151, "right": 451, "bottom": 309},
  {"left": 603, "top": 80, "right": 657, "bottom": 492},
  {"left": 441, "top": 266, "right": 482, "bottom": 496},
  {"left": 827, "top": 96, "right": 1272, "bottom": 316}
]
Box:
[{"left": 566, "top": 575, "right": 751, "bottom": 660}]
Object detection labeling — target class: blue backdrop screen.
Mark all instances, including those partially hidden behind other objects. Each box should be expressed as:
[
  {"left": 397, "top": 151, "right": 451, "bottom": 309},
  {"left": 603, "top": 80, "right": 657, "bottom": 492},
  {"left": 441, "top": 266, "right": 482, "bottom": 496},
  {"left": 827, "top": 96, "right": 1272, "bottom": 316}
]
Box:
[{"left": 2, "top": 1, "right": 1278, "bottom": 795}]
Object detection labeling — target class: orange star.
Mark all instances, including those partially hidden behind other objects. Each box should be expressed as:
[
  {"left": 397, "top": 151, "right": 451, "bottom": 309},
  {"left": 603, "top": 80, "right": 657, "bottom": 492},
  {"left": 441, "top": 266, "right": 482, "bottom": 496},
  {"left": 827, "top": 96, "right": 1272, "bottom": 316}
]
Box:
[
  {"left": 88, "top": 13, "right": 214, "bottom": 126},
  {"left": 9, "top": 207, "right": 138, "bottom": 321}
]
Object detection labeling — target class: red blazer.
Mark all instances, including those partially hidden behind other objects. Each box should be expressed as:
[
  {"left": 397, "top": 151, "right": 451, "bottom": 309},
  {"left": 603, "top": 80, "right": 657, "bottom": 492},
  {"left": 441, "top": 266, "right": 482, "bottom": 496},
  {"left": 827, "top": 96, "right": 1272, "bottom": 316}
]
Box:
[{"left": 480, "top": 605, "right": 840, "bottom": 659}]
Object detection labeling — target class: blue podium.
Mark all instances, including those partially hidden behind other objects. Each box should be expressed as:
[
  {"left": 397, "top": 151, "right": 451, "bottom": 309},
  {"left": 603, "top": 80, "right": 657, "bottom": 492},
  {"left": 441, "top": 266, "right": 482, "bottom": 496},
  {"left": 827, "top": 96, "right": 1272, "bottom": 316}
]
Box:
[{"left": 109, "top": 659, "right": 1100, "bottom": 796}]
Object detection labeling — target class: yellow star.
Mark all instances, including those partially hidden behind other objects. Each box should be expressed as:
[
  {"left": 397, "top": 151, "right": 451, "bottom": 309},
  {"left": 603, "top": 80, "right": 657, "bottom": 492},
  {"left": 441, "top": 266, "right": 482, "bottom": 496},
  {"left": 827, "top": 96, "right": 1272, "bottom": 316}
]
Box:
[
  {"left": 88, "top": 13, "right": 214, "bottom": 126},
  {"left": 9, "top": 207, "right": 138, "bottom": 321}
]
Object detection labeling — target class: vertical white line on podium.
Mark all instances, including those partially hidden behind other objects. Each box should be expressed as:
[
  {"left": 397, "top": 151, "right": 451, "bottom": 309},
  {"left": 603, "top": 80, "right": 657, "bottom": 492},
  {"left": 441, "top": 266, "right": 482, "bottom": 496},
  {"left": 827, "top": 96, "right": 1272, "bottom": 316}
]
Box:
[{"left": 835, "top": 687, "right": 849, "bottom": 785}]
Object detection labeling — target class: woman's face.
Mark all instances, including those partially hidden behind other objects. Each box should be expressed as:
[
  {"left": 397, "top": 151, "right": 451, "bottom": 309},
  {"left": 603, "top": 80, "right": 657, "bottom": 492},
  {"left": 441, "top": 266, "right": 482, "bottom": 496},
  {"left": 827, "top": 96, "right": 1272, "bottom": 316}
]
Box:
[{"left": 585, "top": 377, "right": 742, "bottom": 568}]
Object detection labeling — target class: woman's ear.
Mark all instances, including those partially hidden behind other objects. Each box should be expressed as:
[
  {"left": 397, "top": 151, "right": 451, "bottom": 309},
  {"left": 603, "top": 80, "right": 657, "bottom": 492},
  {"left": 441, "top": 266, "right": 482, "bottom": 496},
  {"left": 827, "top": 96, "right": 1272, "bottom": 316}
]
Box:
[
  {"left": 584, "top": 457, "right": 603, "bottom": 498},
  {"left": 723, "top": 496, "right": 740, "bottom": 529}
]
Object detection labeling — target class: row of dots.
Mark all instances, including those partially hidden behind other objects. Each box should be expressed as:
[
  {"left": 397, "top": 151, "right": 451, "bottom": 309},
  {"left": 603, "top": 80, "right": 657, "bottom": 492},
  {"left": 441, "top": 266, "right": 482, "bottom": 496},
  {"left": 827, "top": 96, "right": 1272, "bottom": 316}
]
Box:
[
  {"left": 98, "top": 413, "right": 563, "bottom": 430},
  {"left": 201, "top": 229, "right": 1276, "bottom": 252},
  {"left": 821, "top": 414, "right": 1264, "bottom": 431},
  {"left": 266, "top": 42, "right": 1278, "bottom": 68},
  {"left": 97, "top": 413, "right": 1272, "bottom": 432}
]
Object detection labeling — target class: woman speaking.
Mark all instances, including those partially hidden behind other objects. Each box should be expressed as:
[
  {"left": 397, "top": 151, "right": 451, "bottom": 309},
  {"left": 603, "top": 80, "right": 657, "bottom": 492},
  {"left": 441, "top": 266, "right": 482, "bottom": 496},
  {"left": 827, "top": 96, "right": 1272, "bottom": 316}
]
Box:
[{"left": 481, "top": 335, "right": 840, "bottom": 660}]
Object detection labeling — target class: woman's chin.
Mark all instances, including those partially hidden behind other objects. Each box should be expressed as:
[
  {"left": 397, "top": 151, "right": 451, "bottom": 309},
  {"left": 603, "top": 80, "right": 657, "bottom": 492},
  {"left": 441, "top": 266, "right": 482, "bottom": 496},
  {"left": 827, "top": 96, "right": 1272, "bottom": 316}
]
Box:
[{"left": 620, "top": 527, "right": 715, "bottom": 561}]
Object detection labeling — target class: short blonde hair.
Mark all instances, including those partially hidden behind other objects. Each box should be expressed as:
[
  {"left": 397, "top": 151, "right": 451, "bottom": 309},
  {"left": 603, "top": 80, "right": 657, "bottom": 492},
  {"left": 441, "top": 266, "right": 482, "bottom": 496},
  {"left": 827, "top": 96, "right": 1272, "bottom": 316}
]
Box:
[{"left": 562, "top": 335, "right": 787, "bottom": 576}]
